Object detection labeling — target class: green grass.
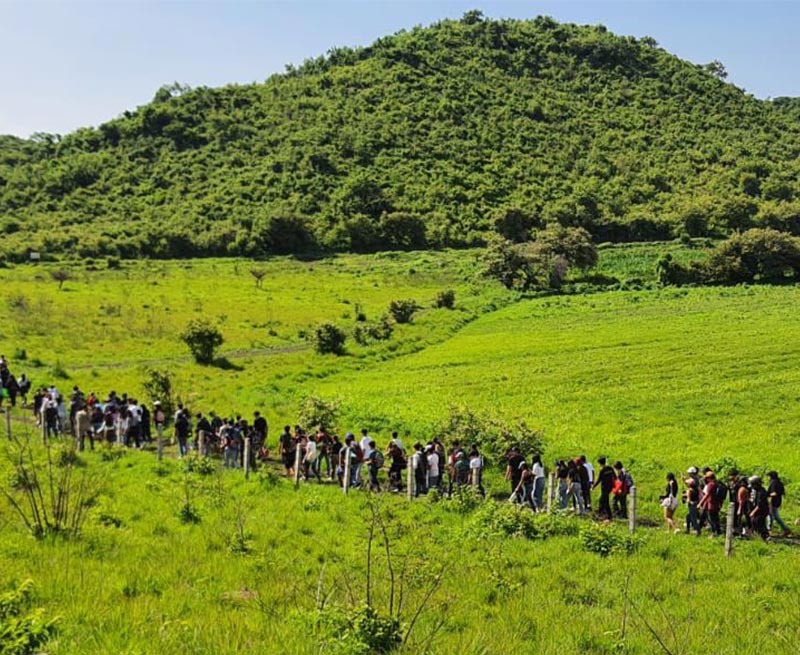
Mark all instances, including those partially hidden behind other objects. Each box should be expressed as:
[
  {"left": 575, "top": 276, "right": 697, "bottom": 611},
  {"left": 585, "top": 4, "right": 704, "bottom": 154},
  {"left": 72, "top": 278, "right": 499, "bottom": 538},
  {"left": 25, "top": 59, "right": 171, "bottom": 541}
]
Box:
[{"left": 3, "top": 244, "right": 800, "bottom": 654}]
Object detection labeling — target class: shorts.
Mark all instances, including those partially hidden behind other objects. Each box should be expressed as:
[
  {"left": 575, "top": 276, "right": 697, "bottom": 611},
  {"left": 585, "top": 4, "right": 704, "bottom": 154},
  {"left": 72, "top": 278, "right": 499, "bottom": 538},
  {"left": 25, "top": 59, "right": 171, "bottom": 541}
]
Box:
[{"left": 283, "top": 452, "right": 296, "bottom": 468}]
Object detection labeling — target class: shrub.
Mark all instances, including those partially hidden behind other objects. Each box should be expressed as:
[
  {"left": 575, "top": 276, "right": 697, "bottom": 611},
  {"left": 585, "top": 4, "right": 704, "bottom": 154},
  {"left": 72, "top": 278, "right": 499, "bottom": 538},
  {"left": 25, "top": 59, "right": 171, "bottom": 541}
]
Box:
[
  {"left": 434, "top": 289, "right": 455, "bottom": 309},
  {"left": 142, "top": 368, "right": 174, "bottom": 417},
  {"left": 704, "top": 228, "right": 800, "bottom": 284},
  {"left": 183, "top": 453, "right": 215, "bottom": 476},
  {"left": 106, "top": 256, "right": 121, "bottom": 270},
  {"left": 388, "top": 299, "right": 419, "bottom": 324},
  {"left": 50, "top": 360, "right": 70, "bottom": 380},
  {"left": 297, "top": 395, "right": 340, "bottom": 433},
  {"left": 580, "top": 523, "right": 640, "bottom": 557},
  {"left": 0, "top": 580, "right": 59, "bottom": 655},
  {"left": 313, "top": 323, "right": 346, "bottom": 355},
  {"left": 180, "top": 319, "right": 224, "bottom": 364},
  {"left": 353, "top": 316, "right": 394, "bottom": 345},
  {"left": 50, "top": 269, "right": 71, "bottom": 290}
]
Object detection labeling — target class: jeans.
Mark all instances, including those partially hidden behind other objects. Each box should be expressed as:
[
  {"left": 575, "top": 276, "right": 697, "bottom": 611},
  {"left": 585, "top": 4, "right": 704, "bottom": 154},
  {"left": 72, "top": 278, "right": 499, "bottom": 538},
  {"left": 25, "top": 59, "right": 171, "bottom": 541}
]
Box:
[
  {"left": 707, "top": 509, "right": 721, "bottom": 535},
  {"left": 770, "top": 506, "right": 789, "bottom": 532},
  {"left": 178, "top": 438, "right": 188, "bottom": 457},
  {"left": 686, "top": 502, "right": 700, "bottom": 533},
  {"left": 558, "top": 480, "right": 568, "bottom": 509},
  {"left": 567, "top": 482, "right": 585, "bottom": 515},
  {"left": 533, "top": 476, "right": 545, "bottom": 509},
  {"left": 224, "top": 446, "right": 239, "bottom": 468},
  {"left": 614, "top": 493, "right": 628, "bottom": 519}
]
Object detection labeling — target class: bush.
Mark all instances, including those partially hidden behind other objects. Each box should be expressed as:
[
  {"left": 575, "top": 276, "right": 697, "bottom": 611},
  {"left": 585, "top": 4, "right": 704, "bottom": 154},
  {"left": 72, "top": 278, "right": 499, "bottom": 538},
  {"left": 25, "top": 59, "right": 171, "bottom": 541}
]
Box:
[
  {"left": 705, "top": 228, "right": 800, "bottom": 284},
  {"left": 297, "top": 395, "right": 340, "bottom": 433},
  {"left": 580, "top": 523, "right": 640, "bottom": 557},
  {"left": 313, "top": 323, "right": 346, "bottom": 355},
  {"left": 388, "top": 299, "right": 419, "bottom": 324},
  {"left": 434, "top": 289, "right": 455, "bottom": 309},
  {"left": 106, "top": 256, "right": 121, "bottom": 270},
  {"left": 0, "top": 580, "right": 59, "bottom": 655},
  {"left": 180, "top": 319, "right": 224, "bottom": 364},
  {"left": 183, "top": 453, "right": 215, "bottom": 476},
  {"left": 142, "top": 368, "right": 174, "bottom": 417}
]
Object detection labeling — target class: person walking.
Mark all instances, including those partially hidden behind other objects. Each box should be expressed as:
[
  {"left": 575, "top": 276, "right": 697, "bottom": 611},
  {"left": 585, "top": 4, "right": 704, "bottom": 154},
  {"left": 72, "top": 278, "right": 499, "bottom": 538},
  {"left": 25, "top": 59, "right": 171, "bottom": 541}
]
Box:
[
  {"left": 660, "top": 472, "right": 679, "bottom": 533},
  {"left": 749, "top": 476, "right": 770, "bottom": 541},
  {"left": 767, "top": 471, "right": 790, "bottom": 537},
  {"left": 468, "top": 446, "right": 485, "bottom": 498},
  {"left": 612, "top": 461, "right": 632, "bottom": 519},
  {"left": 531, "top": 454, "right": 546, "bottom": 511},
  {"left": 594, "top": 457, "right": 616, "bottom": 521},
  {"left": 566, "top": 459, "right": 585, "bottom": 515},
  {"left": 699, "top": 472, "right": 723, "bottom": 537}
]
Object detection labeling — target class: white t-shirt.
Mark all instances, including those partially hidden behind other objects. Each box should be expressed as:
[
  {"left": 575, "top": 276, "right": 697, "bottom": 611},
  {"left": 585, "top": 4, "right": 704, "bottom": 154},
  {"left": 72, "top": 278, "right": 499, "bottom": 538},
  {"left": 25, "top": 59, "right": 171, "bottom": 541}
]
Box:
[
  {"left": 532, "top": 462, "right": 545, "bottom": 479},
  {"left": 427, "top": 452, "right": 439, "bottom": 477},
  {"left": 583, "top": 462, "right": 595, "bottom": 484},
  {"left": 360, "top": 435, "right": 371, "bottom": 453},
  {"left": 412, "top": 452, "right": 425, "bottom": 470},
  {"left": 469, "top": 455, "right": 483, "bottom": 471},
  {"left": 305, "top": 440, "right": 318, "bottom": 462}
]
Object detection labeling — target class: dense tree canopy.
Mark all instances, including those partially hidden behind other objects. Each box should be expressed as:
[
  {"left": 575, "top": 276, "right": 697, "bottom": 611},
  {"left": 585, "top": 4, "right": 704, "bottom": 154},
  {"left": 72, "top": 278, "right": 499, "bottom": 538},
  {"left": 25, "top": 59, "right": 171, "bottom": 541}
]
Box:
[{"left": 2, "top": 14, "right": 800, "bottom": 261}]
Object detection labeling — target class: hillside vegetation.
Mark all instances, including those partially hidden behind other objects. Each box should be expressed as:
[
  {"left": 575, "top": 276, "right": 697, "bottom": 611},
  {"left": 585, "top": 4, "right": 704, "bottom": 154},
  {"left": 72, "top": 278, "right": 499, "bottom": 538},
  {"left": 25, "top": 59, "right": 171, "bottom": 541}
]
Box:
[{"left": 2, "top": 12, "right": 800, "bottom": 261}]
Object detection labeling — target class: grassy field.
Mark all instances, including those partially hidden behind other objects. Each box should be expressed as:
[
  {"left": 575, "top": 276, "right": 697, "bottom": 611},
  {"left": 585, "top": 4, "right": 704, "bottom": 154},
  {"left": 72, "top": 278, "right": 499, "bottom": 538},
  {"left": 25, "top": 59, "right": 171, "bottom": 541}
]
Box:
[{"left": 3, "top": 243, "right": 800, "bottom": 655}]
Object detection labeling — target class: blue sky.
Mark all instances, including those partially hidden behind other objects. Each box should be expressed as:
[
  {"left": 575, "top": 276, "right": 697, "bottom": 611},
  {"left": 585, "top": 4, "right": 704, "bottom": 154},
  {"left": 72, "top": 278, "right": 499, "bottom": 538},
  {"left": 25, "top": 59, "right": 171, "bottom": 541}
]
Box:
[{"left": 1, "top": 1, "right": 798, "bottom": 138}]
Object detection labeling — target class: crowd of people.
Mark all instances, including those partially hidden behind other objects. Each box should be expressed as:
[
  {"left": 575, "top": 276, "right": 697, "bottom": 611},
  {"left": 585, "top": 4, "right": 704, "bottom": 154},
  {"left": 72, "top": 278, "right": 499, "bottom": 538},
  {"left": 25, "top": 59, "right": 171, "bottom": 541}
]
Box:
[{"left": 0, "top": 354, "right": 792, "bottom": 542}]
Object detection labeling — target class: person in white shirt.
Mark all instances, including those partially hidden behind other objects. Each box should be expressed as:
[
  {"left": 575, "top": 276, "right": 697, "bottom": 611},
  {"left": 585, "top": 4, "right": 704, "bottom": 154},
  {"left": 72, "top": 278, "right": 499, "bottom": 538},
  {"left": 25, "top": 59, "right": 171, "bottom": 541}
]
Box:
[
  {"left": 468, "top": 446, "right": 486, "bottom": 497},
  {"left": 531, "top": 454, "right": 546, "bottom": 510},
  {"left": 304, "top": 436, "right": 321, "bottom": 482},
  {"left": 360, "top": 428, "right": 372, "bottom": 454},
  {"left": 427, "top": 445, "right": 440, "bottom": 490}
]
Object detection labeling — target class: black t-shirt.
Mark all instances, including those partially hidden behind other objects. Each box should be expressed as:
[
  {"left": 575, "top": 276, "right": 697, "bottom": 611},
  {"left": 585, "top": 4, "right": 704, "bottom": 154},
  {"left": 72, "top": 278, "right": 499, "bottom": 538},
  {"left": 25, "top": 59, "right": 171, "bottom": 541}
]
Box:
[
  {"left": 767, "top": 479, "right": 785, "bottom": 508},
  {"left": 508, "top": 454, "right": 524, "bottom": 482},
  {"left": 279, "top": 431, "right": 294, "bottom": 452},
  {"left": 254, "top": 417, "right": 267, "bottom": 437},
  {"left": 598, "top": 465, "right": 616, "bottom": 493}
]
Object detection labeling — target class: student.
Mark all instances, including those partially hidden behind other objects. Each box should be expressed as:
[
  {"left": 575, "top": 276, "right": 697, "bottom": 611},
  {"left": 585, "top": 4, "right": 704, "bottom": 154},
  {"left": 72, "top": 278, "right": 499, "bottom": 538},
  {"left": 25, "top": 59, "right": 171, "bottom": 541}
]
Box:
[
  {"left": 684, "top": 477, "right": 701, "bottom": 535},
  {"left": 330, "top": 434, "right": 343, "bottom": 482},
  {"left": 153, "top": 402, "right": 167, "bottom": 447},
  {"left": 303, "top": 435, "right": 321, "bottom": 482},
  {"left": 75, "top": 403, "right": 93, "bottom": 452},
  {"left": 367, "top": 440, "right": 382, "bottom": 491},
  {"left": 505, "top": 447, "right": 525, "bottom": 496},
  {"left": 660, "top": 473, "right": 679, "bottom": 533},
  {"left": 566, "top": 459, "right": 585, "bottom": 515},
  {"left": 556, "top": 460, "right": 569, "bottom": 510},
  {"left": 612, "top": 461, "right": 633, "bottom": 519},
  {"left": 18, "top": 374, "right": 31, "bottom": 408},
  {"left": 698, "top": 472, "right": 722, "bottom": 536},
  {"left": 412, "top": 442, "right": 428, "bottom": 496},
  {"left": 253, "top": 411, "right": 268, "bottom": 448},
  {"left": 735, "top": 476, "right": 752, "bottom": 536},
  {"left": 593, "top": 457, "right": 616, "bottom": 521},
  {"left": 749, "top": 476, "right": 770, "bottom": 541},
  {"left": 387, "top": 442, "right": 405, "bottom": 492},
  {"left": 454, "top": 451, "right": 470, "bottom": 489},
  {"left": 174, "top": 409, "right": 190, "bottom": 457},
  {"left": 767, "top": 471, "right": 790, "bottom": 537},
  {"left": 223, "top": 420, "right": 240, "bottom": 469},
  {"left": 514, "top": 462, "right": 535, "bottom": 508},
  {"left": 531, "top": 454, "right": 546, "bottom": 510},
  {"left": 279, "top": 425, "right": 296, "bottom": 478},
  {"left": 580, "top": 455, "right": 593, "bottom": 510},
  {"left": 468, "top": 446, "right": 485, "bottom": 498},
  {"left": 426, "top": 444, "right": 440, "bottom": 490}
]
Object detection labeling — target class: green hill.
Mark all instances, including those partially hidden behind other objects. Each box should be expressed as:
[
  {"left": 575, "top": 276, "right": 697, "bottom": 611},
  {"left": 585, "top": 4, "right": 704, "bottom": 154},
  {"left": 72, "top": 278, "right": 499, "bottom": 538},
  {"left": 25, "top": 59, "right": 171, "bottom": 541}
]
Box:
[{"left": 2, "top": 12, "right": 800, "bottom": 261}]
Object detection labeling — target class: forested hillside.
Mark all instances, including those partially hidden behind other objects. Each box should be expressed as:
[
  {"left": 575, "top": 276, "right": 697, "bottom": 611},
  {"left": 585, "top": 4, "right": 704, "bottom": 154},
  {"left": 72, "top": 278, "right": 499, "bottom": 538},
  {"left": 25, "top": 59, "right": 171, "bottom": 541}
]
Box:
[{"left": 2, "top": 11, "right": 800, "bottom": 261}]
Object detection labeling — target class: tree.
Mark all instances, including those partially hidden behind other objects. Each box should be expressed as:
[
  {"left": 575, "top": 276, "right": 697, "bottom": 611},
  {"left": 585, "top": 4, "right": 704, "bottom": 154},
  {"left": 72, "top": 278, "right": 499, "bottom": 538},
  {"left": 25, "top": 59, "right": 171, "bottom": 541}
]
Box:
[
  {"left": 705, "top": 228, "right": 800, "bottom": 284},
  {"left": 313, "top": 323, "right": 346, "bottom": 355},
  {"left": 50, "top": 269, "right": 71, "bottom": 290},
  {"left": 492, "top": 207, "right": 539, "bottom": 243},
  {"left": 528, "top": 224, "right": 598, "bottom": 270},
  {"left": 704, "top": 60, "right": 728, "bottom": 80},
  {"left": 297, "top": 395, "right": 340, "bottom": 433},
  {"left": 388, "top": 299, "right": 420, "bottom": 324},
  {"left": 142, "top": 368, "right": 174, "bottom": 416},
  {"left": 180, "top": 319, "right": 224, "bottom": 364}
]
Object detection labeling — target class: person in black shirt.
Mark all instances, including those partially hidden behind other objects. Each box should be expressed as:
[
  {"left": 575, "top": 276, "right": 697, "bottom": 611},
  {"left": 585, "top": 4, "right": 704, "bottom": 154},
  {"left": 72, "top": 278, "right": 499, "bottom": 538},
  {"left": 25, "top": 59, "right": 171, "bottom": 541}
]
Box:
[
  {"left": 767, "top": 471, "right": 790, "bottom": 537},
  {"left": 593, "top": 457, "right": 616, "bottom": 521},
  {"left": 749, "top": 476, "right": 770, "bottom": 541},
  {"left": 279, "top": 425, "right": 296, "bottom": 477},
  {"left": 505, "top": 447, "right": 525, "bottom": 496}
]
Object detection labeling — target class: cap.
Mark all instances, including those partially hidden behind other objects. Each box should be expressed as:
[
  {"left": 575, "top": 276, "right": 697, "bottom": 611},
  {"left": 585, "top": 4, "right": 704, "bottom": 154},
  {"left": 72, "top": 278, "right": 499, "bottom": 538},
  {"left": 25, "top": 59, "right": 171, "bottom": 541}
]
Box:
[
  {"left": 687, "top": 467, "right": 697, "bottom": 474},
  {"left": 748, "top": 475, "right": 761, "bottom": 485}
]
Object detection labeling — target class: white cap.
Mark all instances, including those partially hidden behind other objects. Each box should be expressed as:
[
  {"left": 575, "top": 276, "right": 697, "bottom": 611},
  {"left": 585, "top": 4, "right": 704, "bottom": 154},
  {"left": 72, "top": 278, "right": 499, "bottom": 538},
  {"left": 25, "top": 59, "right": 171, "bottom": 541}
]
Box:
[{"left": 687, "top": 466, "right": 698, "bottom": 474}]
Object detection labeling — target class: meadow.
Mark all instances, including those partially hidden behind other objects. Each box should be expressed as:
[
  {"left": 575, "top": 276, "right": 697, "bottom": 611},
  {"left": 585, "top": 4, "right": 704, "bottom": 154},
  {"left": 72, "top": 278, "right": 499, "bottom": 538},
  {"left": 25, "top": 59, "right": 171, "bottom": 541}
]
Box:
[{"left": 2, "top": 243, "right": 800, "bottom": 655}]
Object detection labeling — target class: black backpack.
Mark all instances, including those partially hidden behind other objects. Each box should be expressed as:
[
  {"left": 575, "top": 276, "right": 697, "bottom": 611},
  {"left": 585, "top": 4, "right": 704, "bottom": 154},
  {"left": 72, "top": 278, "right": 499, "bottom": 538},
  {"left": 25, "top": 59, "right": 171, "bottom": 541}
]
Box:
[{"left": 714, "top": 481, "right": 729, "bottom": 505}]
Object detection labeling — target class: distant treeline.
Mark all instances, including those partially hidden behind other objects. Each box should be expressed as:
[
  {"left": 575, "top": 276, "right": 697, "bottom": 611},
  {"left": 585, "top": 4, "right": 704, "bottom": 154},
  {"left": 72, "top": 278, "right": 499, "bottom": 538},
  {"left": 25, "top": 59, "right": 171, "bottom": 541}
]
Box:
[{"left": 2, "top": 12, "right": 800, "bottom": 261}]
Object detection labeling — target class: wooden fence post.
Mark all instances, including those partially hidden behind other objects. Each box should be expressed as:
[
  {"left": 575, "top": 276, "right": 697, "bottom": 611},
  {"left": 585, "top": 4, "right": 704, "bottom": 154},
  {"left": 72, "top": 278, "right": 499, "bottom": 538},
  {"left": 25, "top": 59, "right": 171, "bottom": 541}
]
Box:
[
  {"left": 41, "top": 411, "right": 47, "bottom": 446},
  {"left": 156, "top": 424, "right": 164, "bottom": 462},
  {"left": 628, "top": 486, "right": 637, "bottom": 534},
  {"left": 294, "top": 445, "right": 302, "bottom": 489},
  {"left": 198, "top": 430, "right": 206, "bottom": 457},
  {"left": 546, "top": 471, "right": 554, "bottom": 513},
  {"left": 343, "top": 447, "right": 351, "bottom": 495},
  {"left": 5, "top": 407, "right": 11, "bottom": 440},
  {"left": 725, "top": 501, "right": 736, "bottom": 557},
  {"left": 244, "top": 437, "right": 251, "bottom": 479}
]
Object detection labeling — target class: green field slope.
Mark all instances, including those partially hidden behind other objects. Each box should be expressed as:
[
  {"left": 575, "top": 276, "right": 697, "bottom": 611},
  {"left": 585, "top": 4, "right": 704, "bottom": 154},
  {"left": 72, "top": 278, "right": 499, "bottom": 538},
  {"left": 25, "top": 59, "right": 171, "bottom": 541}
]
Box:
[{"left": 3, "top": 14, "right": 800, "bottom": 260}]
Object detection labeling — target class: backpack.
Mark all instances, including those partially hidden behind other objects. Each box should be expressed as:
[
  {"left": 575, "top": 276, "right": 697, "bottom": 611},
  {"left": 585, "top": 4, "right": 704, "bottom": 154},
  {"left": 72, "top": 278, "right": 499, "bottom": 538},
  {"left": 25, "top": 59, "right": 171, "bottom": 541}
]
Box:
[
  {"left": 621, "top": 471, "right": 633, "bottom": 494},
  {"left": 714, "top": 481, "right": 728, "bottom": 505},
  {"left": 374, "top": 450, "right": 385, "bottom": 468}
]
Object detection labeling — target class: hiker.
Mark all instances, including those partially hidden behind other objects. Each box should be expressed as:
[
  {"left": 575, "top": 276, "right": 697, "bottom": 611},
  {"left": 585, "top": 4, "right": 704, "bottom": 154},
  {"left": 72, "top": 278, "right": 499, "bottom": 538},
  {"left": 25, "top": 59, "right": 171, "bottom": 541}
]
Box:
[
  {"left": 684, "top": 477, "right": 701, "bottom": 535},
  {"left": 427, "top": 444, "right": 441, "bottom": 490},
  {"left": 174, "top": 409, "right": 190, "bottom": 457},
  {"left": 531, "top": 454, "right": 545, "bottom": 510},
  {"left": 556, "top": 460, "right": 569, "bottom": 509},
  {"left": 594, "top": 457, "right": 616, "bottom": 521},
  {"left": 140, "top": 403, "right": 151, "bottom": 443},
  {"left": 195, "top": 412, "right": 212, "bottom": 454},
  {"left": 303, "top": 435, "right": 321, "bottom": 482},
  {"left": 279, "top": 426, "right": 295, "bottom": 477},
  {"left": 126, "top": 399, "right": 142, "bottom": 448},
  {"left": 90, "top": 403, "right": 104, "bottom": 441},
  {"left": 580, "top": 455, "right": 593, "bottom": 510},
  {"left": 412, "top": 442, "right": 428, "bottom": 496},
  {"left": 223, "top": 420, "right": 240, "bottom": 468},
  {"left": 749, "top": 476, "right": 770, "bottom": 541},
  {"left": 446, "top": 441, "right": 463, "bottom": 496},
  {"left": 75, "top": 403, "right": 93, "bottom": 451},
  {"left": 566, "top": 459, "right": 585, "bottom": 515},
  {"left": 767, "top": 471, "right": 790, "bottom": 537},
  {"left": 6, "top": 374, "right": 19, "bottom": 407},
  {"left": 153, "top": 402, "right": 166, "bottom": 446},
  {"left": 505, "top": 447, "right": 525, "bottom": 496},
  {"left": 329, "top": 434, "right": 342, "bottom": 482},
  {"left": 698, "top": 472, "right": 723, "bottom": 536},
  {"left": 387, "top": 441, "right": 405, "bottom": 492},
  {"left": 316, "top": 428, "right": 332, "bottom": 479},
  {"left": 468, "top": 445, "right": 485, "bottom": 497},
  {"left": 367, "top": 440, "right": 383, "bottom": 491},
  {"left": 253, "top": 411, "right": 268, "bottom": 449},
  {"left": 735, "top": 476, "right": 752, "bottom": 536},
  {"left": 514, "top": 462, "right": 535, "bottom": 508},
  {"left": 454, "top": 451, "right": 470, "bottom": 489},
  {"left": 660, "top": 473, "right": 679, "bottom": 533},
  {"left": 612, "top": 461, "right": 633, "bottom": 518}
]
